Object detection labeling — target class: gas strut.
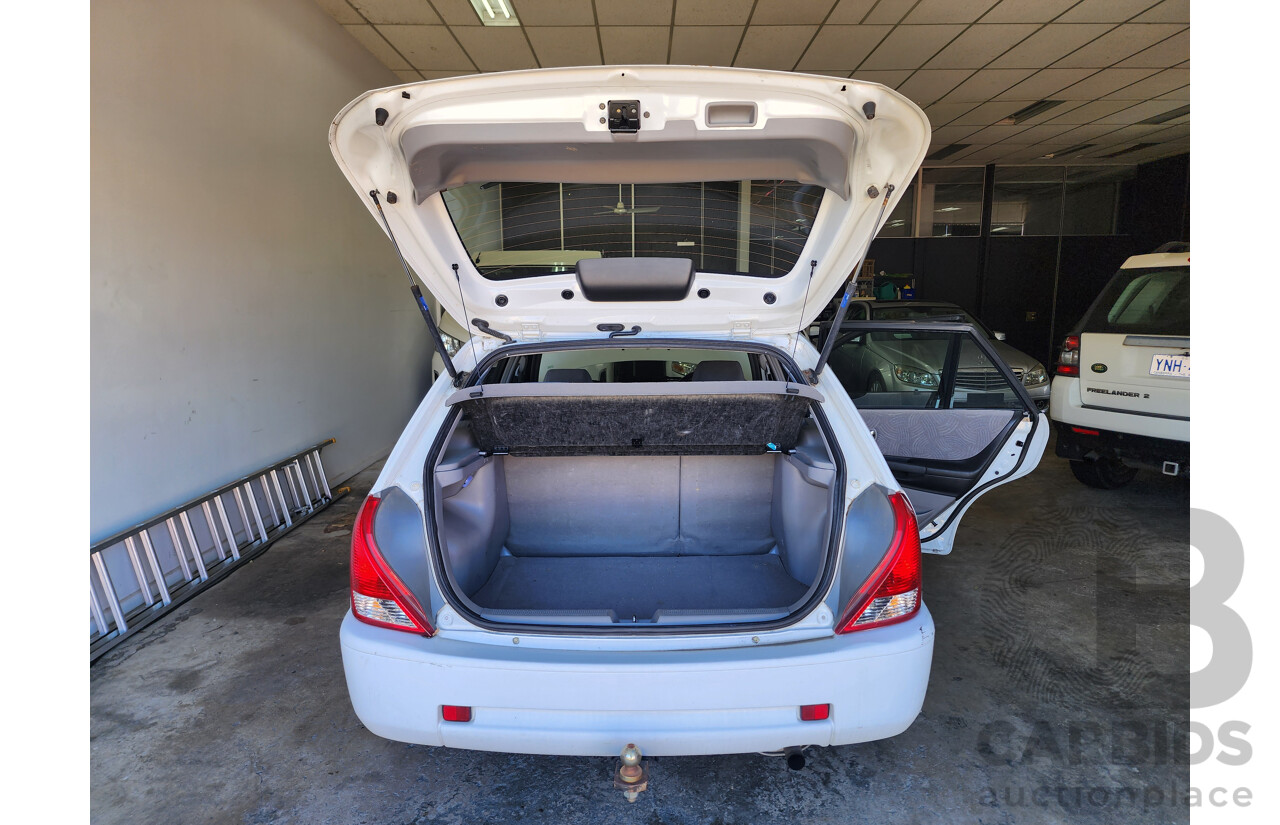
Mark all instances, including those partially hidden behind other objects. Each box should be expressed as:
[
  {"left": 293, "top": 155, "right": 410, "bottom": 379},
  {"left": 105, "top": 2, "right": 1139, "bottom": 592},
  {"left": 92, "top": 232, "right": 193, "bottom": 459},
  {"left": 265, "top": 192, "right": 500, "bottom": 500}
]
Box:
[
  {"left": 368, "top": 189, "right": 458, "bottom": 381},
  {"left": 809, "top": 183, "right": 895, "bottom": 384}
]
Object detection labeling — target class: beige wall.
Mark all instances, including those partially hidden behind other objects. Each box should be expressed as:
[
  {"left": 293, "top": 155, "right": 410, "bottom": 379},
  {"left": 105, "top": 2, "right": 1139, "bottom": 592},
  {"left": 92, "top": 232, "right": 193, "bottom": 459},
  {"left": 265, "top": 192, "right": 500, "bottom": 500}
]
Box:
[{"left": 91, "top": 0, "right": 431, "bottom": 540}]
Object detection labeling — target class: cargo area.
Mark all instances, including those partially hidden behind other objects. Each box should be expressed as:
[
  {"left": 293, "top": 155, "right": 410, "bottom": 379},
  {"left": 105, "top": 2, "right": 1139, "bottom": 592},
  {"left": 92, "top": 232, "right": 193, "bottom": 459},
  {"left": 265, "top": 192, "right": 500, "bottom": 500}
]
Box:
[{"left": 428, "top": 372, "right": 839, "bottom": 627}]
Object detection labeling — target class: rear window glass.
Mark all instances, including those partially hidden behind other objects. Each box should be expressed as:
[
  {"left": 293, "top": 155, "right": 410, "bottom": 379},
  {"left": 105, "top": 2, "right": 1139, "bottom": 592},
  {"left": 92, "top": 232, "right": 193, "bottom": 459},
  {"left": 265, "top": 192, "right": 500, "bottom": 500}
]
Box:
[
  {"left": 1081, "top": 266, "right": 1190, "bottom": 336},
  {"left": 442, "top": 181, "right": 823, "bottom": 280},
  {"left": 478, "top": 347, "right": 774, "bottom": 384}
]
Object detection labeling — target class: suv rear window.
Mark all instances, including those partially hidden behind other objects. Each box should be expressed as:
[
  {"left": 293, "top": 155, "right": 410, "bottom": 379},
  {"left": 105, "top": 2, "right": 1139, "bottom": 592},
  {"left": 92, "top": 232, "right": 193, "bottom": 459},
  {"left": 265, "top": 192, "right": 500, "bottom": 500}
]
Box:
[
  {"left": 442, "top": 181, "right": 823, "bottom": 280},
  {"left": 1080, "top": 266, "right": 1190, "bottom": 336}
]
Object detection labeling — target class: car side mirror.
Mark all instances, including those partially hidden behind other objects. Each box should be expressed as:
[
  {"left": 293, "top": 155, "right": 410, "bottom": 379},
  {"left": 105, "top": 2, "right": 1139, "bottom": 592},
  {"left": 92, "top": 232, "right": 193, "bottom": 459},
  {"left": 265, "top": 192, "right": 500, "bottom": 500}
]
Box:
[{"left": 993, "top": 331, "right": 1007, "bottom": 341}]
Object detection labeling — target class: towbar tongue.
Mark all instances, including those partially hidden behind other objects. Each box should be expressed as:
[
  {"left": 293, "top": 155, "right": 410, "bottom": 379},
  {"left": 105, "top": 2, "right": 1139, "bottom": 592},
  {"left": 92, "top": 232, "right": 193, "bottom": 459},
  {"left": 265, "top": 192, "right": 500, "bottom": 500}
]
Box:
[{"left": 613, "top": 743, "right": 650, "bottom": 803}]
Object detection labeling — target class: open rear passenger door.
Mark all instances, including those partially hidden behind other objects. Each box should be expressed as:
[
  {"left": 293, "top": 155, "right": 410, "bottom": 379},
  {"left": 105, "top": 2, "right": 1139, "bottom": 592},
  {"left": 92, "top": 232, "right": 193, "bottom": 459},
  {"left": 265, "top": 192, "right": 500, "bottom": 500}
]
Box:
[{"left": 825, "top": 321, "right": 1048, "bottom": 554}]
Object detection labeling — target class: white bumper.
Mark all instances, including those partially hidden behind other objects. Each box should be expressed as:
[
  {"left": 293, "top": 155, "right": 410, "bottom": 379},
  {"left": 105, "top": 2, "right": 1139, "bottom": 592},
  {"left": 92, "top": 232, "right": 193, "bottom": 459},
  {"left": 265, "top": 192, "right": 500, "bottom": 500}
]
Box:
[
  {"left": 340, "top": 607, "right": 935, "bottom": 756},
  {"left": 1050, "top": 376, "right": 1189, "bottom": 442}
]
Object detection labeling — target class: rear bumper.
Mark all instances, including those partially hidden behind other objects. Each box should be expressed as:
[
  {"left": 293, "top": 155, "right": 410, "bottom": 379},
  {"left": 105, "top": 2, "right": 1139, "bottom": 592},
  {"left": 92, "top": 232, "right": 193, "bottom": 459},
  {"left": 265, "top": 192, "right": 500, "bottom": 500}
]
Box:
[
  {"left": 340, "top": 607, "right": 935, "bottom": 756},
  {"left": 1049, "top": 376, "right": 1189, "bottom": 442},
  {"left": 1054, "top": 423, "right": 1190, "bottom": 471}
]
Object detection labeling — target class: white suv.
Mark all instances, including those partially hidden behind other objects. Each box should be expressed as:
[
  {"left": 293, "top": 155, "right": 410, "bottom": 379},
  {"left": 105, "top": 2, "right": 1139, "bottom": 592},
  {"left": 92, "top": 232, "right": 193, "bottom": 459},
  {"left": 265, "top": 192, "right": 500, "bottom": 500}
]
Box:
[
  {"left": 1050, "top": 246, "right": 1190, "bottom": 487},
  {"left": 329, "top": 66, "right": 1047, "bottom": 763}
]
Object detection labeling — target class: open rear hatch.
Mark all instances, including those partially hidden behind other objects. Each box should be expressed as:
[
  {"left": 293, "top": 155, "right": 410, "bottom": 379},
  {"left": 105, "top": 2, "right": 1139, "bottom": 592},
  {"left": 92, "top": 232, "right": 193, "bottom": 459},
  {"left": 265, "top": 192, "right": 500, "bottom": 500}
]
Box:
[{"left": 329, "top": 66, "right": 929, "bottom": 340}]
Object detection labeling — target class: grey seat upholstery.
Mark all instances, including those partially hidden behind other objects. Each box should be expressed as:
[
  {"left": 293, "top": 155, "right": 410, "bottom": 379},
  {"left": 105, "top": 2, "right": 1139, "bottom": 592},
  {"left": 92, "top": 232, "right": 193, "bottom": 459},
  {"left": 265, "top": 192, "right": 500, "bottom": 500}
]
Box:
[
  {"left": 690, "top": 360, "right": 745, "bottom": 381},
  {"left": 543, "top": 368, "right": 593, "bottom": 382}
]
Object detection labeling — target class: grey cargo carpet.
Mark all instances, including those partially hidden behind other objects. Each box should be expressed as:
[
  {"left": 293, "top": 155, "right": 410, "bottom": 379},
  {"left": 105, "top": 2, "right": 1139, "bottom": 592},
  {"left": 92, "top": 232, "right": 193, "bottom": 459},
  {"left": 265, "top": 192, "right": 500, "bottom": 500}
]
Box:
[{"left": 471, "top": 554, "right": 809, "bottom": 620}]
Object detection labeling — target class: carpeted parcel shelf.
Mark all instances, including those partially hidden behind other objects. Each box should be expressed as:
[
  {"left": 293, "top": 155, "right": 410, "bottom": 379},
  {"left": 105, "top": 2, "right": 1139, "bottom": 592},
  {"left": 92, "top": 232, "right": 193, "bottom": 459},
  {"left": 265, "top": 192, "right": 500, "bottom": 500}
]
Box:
[{"left": 445, "top": 381, "right": 825, "bottom": 457}]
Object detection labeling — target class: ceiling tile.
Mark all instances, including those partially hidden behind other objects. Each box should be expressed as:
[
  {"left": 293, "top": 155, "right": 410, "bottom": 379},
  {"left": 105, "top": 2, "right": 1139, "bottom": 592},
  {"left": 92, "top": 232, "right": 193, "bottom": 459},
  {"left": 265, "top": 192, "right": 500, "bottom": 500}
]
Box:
[
  {"left": 898, "top": 70, "right": 974, "bottom": 106},
  {"left": 416, "top": 69, "right": 478, "bottom": 78},
  {"left": 379, "top": 24, "right": 474, "bottom": 70},
  {"left": 939, "top": 69, "right": 1033, "bottom": 102},
  {"left": 797, "top": 24, "right": 891, "bottom": 70},
  {"left": 949, "top": 99, "right": 1027, "bottom": 125},
  {"left": 1115, "top": 28, "right": 1189, "bottom": 68},
  {"left": 904, "top": 0, "right": 1001, "bottom": 24},
  {"left": 959, "top": 122, "right": 1038, "bottom": 144},
  {"left": 348, "top": 0, "right": 440, "bottom": 24},
  {"left": 1000, "top": 122, "right": 1075, "bottom": 143},
  {"left": 1134, "top": 0, "right": 1189, "bottom": 23},
  {"left": 751, "top": 0, "right": 840, "bottom": 25},
  {"left": 1092, "top": 99, "right": 1188, "bottom": 125},
  {"left": 1138, "top": 123, "right": 1189, "bottom": 141},
  {"left": 600, "top": 26, "right": 671, "bottom": 63},
  {"left": 988, "top": 24, "right": 1113, "bottom": 68},
  {"left": 993, "top": 68, "right": 1094, "bottom": 99},
  {"left": 393, "top": 68, "right": 424, "bottom": 82},
  {"left": 1046, "top": 123, "right": 1128, "bottom": 142},
  {"left": 924, "top": 24, "right": 1039, "bottom": 69},
  {"left": 670, "top": 25, "right": 743, "bottom": 65},
  {"left": 864, "top": 0, "right": 918, "bottom": 25},
  {"left": 981, "top": 0, "right": 1079, "bottom": 23},
  {"left": 853, "top": 69, "right": 914, "bottom": 88},
  {"left": 344, "top": 24, "right": 411, "bottom": 70},
  {"left": 314, "top": 0, "right": 362, "bottom": 25},
  {"left": 595, "top": 0, "right": 674, "bottom": 26},
  {"left": 525, "top": 26, "right": 604, "bottom": 67},
  {"left": 1057, "top": 0, "right": 1161, "bottom": 23},
  {"left": 826, "top": 0, "right": 880, "bottom": 24},
  {"left": 1044, "top": 99, "right": 1136, "bottom": 123},
  {"left": 923, "top": 101, "right": 983, "bottom": 126},
  {"left": 511, "top": 0, "right": 596, "bottom": 26},
  {"left": 431, "top": 0, "right": 483, "bottom": 26},
  {"left": 859, "top": 25, "right": 967, "bottom": 71},
  {"left": 929, "top": 124, "right": 981, "bottom": 145},
  {"left": 1155, "top": 84, "right": 1189, "bottom": 101},
  {"left": 1054, "top": 68, "right": 1160, "bottom": 99},
  {"left": 734, "top": 25, "right": 819, "bottom": 70},
  {"left": 674, "top": 0, "right": 755, "bottom": 25},
  {"left": 1100, "top": 67, "right": 1189, "bottom": 100},
  {"left": 451, "top": 26, "right": 539, "bottom": 71},
  {"left": 1053, "top": 23, "right": 1185, "bottom": 68}
]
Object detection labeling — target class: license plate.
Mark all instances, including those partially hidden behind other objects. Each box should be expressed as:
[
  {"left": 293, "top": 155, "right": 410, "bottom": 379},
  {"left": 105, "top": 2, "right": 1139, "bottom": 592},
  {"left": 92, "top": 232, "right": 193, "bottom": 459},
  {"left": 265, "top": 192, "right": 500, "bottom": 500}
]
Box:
[{"left": 1149, "top": 353, "right": 1191, "bottom": 378}]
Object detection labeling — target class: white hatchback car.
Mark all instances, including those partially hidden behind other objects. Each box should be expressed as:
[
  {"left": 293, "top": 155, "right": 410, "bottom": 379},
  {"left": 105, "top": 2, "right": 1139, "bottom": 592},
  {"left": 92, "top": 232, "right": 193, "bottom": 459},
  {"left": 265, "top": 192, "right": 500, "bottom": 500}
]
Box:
[{"left": 330, "top": 66, "right": 1047, "bottom": 763}]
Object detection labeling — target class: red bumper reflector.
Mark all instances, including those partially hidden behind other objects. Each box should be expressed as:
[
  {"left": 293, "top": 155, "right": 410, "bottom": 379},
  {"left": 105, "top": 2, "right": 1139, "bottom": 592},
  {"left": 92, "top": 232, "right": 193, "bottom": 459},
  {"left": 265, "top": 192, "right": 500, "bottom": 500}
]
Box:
[
  {"left": 1070, "top": 426, "right": 1100, "bottom": 436},
  {"left": 800, "top": 703, "right": 830, "bottom": 721},
  {"left": 442, "top": 705, "right": 472, "bottom": 722}
]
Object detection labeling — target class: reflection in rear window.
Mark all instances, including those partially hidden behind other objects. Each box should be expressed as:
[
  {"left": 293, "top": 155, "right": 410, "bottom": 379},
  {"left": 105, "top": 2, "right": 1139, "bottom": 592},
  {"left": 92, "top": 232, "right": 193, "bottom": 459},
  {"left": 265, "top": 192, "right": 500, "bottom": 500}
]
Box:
[
  {"left": 1082, "top": 266, "right": 1190, "bottom": 336},
  {"left": 442, "top": 181, "right": 823, "bottom": 280}
]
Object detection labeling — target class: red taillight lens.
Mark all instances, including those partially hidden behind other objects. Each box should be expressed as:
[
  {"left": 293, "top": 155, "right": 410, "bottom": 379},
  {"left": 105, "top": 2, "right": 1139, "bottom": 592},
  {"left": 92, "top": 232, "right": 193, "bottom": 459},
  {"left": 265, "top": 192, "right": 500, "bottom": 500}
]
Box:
[
  {"left": 350, "top": 496, "right": 434, "bottom": 635},
  {"left": 836, "top": 492, "right": 922, "bottom": 633},
  {"left": 1055, "top": 335, "right": 1080, "bottom": 376},
  {"left": 800, "top": 703, "right": 830, "bottom": 721},
  {"left": 441, "top": 705, "right": 472, "bottom": 723}
]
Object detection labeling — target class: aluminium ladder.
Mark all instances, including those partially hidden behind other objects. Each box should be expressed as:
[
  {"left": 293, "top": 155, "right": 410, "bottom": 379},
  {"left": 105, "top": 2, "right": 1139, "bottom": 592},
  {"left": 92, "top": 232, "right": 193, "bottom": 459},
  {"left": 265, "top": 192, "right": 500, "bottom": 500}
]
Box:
[{"left": 89, "top": 439, "right": 346, "bottom": 662}]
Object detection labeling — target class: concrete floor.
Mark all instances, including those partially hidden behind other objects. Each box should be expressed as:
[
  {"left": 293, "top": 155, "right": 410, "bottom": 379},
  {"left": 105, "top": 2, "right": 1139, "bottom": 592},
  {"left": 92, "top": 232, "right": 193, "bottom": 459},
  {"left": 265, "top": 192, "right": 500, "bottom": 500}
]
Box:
[{"left": 91, "top": 435, "right": 1189, "bottom": 825}]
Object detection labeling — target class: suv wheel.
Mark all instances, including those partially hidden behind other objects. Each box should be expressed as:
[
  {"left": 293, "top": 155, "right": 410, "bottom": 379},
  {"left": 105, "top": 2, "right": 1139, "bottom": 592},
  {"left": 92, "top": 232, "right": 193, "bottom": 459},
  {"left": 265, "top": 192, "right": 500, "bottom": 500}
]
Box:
[{"left": 1069, "top": 457, "right": 1138, "bottom": 489}]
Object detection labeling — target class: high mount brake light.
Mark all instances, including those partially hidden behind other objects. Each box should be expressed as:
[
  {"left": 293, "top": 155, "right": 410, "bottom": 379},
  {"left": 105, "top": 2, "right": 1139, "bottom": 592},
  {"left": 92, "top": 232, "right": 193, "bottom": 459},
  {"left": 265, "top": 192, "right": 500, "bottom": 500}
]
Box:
[
  {"left": 1055, "top": 335, "right": 1080, "bottom": 376},
  {"left": 835, "top": 491, "right": 921, "bottom": 633},
  {"left": 350, "top": 496, "right": 435, "bottom": 635}
]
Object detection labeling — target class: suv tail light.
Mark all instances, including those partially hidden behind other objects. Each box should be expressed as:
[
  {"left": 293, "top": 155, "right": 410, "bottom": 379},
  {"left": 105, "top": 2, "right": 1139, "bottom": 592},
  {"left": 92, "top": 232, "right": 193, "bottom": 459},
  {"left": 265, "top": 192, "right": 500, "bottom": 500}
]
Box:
[
  {"left": 350, "top": 496, "right": 434, "bottom": 635},
  {"left": 835, "top": 492, "right": 921, "bottom": 633},
  {"left": 1055, "top": 335, "right": 1080, "bottom": 376}
]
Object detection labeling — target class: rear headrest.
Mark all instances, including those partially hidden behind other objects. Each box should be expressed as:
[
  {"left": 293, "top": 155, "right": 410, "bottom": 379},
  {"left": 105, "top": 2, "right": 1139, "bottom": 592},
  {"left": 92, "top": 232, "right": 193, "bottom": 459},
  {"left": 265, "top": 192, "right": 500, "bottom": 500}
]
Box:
[
  {"left": 543, "top": 368, "right": 593, "bottom": 383},
  {"left": 690, "top": 360, "right": 745, "bottom": 381}
]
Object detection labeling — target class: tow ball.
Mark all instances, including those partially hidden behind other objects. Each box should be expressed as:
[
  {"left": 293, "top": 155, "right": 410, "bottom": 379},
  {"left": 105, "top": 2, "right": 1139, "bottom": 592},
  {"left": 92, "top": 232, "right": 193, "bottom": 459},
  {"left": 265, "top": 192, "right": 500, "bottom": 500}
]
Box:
[{"left": 613, "top": 743, "right": 650, "bottom": 802}]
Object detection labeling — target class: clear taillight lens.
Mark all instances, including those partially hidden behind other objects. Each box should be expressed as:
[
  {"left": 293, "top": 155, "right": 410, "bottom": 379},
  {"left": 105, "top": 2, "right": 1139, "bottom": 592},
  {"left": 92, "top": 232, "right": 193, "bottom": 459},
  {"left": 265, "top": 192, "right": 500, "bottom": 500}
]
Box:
[
  {"left": 350, "top": 496, "right": 434, "bottom": 635},
  {"left": 835, "top": 491, "right": 922, "bottom": 633},
  {"left": 1055, "top": 335, "right": 1080, "bottom": 376}
]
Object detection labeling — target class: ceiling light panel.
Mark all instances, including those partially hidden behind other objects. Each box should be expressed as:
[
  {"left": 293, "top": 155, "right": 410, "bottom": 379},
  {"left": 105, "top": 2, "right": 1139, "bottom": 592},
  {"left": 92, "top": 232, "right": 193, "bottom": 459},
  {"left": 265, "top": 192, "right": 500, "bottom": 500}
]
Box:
[{"left": 467, "top": 0, "right": 520, "bottom": 26}]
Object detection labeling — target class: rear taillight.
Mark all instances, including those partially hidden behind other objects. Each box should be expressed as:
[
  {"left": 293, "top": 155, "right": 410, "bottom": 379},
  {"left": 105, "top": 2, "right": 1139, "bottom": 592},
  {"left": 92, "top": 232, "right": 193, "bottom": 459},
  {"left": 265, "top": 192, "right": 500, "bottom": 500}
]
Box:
[
  {"left": 350, "top": 496, "right": 434, "bottom": 635},
  {"left": 1055, "top": 335, "right": 1080, "bottom": 376},
  {"left": 835, "top": 492, "right": 921, "bottom": 633}
]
